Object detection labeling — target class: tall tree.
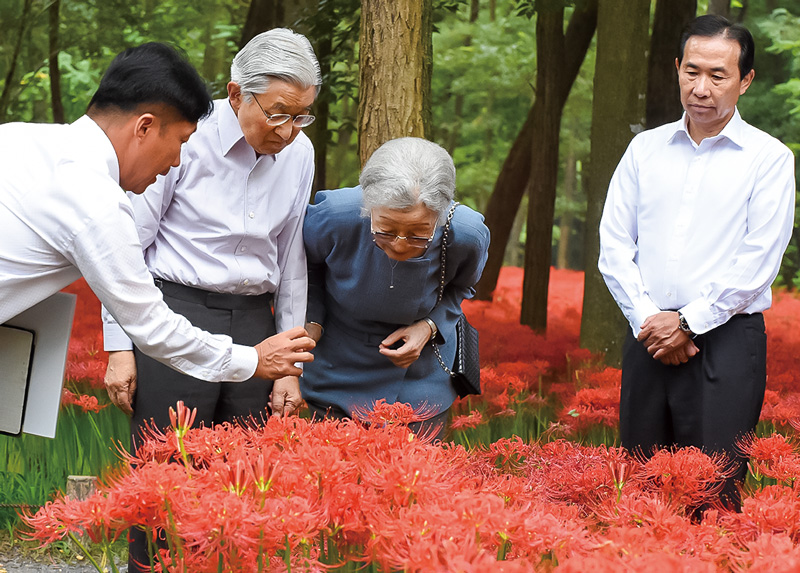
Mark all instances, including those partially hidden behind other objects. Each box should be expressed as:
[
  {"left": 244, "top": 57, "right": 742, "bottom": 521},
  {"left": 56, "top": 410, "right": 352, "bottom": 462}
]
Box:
[
  {"left": 240, "top": 0, "right": 285, "bottom": 48},
  {"left": 646, "top": 0, "right": 696, "bottom": 130},
  {"left": 358, "top": 0, "right": 432, "bottom": 165},
  {"left": 580, "top": 0, "right": 650, "bottom": 365},
  {"left": 474, "top": 1, "right": 598, "bottom": 307},
  {"left": 48, "top": 0, "right": 64, "bottom": 124},
  {"left": 0, "top": 0, "right": 33, "bottom": 123},
  {"left": 707, "top": 0, "right": 730, "bottom": 18}
]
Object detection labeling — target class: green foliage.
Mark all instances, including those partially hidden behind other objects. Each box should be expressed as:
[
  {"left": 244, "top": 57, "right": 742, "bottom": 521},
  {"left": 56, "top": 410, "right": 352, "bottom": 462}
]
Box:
[
  {"left": 0, "top": 388, "right": 129, "bottom": 534},
  {"left": 743, "top": 4, "right": 800, "bottom": 289},
  {"left": 432, "top": 0, "right": 536, "bottom": 212}
]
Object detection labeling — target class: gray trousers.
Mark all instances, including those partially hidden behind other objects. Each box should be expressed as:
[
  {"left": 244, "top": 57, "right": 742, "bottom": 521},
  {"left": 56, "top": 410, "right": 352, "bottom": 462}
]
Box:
[{"left": 128, "top": 280, "right": 275, "bottom": 572}]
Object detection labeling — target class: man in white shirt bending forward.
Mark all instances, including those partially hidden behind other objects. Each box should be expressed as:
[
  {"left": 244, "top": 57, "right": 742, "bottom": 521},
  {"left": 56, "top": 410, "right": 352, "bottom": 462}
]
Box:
[
  {"left": 0, "top": 43, "right": 314, "bottom": 403},
  {"left": 102, "top": 29, "right": 321, "bottom": 437},
  {"left": 599, "top": 15, "right": 795, "bottom": 509}
]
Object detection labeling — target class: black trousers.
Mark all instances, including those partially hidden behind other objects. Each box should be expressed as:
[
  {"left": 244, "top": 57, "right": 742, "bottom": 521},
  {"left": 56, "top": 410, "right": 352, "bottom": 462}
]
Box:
[
  {"left": 128, "top": 280, "right": 276, "bottom": 572},
  {"left": 620, "top": 313, "right": 767, "bottom": 507}
]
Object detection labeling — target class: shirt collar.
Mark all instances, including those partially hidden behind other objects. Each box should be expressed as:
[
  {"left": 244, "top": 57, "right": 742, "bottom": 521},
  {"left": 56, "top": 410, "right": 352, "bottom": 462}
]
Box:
[
  {"left": 218, "top": 98, "right": 247, "bottom": 156},
  {"left": 71, "top": 115, "right": 120, "bottom": 184},
  {"left": 669, "top": 107, "right": 746, "bottom": 148}
]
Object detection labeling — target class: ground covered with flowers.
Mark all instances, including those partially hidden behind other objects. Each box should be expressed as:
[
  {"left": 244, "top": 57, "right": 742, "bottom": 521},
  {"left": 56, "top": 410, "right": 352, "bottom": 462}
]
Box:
[{"left": 15, "top": 268, "right": 800, "bottom": 571}]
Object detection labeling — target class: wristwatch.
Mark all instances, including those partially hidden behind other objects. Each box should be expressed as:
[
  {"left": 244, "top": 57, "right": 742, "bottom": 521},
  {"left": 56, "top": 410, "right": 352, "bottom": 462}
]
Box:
[
  {"left": 677, "top": 312, "right": 696, "bottom": 338},
  {"left": 422, "top": 317, "right": 438, "bottom": 341}
]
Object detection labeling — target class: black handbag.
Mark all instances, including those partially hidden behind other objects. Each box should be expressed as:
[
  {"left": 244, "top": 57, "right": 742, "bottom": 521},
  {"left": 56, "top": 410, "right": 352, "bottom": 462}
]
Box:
[{"left": 431, "top": 203, "right": 482, "bottom": 398}]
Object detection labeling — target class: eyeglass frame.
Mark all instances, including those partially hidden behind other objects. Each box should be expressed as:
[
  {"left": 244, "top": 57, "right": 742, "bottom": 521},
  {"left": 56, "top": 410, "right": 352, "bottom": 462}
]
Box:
[
  {"left": 369, "top": 213, "right": 436, "bottom": 249},
  {"left": 248, "top": 91, "right": 316, "bottom": 128}
]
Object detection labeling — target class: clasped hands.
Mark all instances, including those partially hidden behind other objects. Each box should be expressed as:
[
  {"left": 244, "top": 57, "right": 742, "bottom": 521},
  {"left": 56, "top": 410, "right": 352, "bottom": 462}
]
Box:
[{"left": 637, "top": 311, "right": 699, "bottom": 366}]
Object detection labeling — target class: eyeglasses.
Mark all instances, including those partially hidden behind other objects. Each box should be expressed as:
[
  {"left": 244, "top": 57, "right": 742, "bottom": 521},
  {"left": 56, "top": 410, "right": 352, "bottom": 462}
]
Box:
[
  {"left": 370, "top": 215, "right": 435, "bottom": 249},
  {"left": 249, "top": 92, "right": 315, "bottom": 128}
]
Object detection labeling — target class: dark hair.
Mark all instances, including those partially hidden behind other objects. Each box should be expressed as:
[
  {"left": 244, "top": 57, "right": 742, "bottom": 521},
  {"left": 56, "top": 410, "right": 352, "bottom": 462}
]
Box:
[
  {"left": 88, "top": 43, "right": 213, "bottom": 123},
  {"left": 678, "top": 15, "right": 754, "bottom": 79}
]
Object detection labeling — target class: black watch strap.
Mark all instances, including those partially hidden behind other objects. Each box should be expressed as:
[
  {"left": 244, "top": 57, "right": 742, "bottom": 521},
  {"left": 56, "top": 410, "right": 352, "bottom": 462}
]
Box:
[{"left": 678, "top": 312, "right": 696, "bottom": 338}]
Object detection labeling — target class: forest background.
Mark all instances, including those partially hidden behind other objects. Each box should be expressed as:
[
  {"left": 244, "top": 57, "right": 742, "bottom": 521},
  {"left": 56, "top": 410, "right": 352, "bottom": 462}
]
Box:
[{"left": 2, "top": 0, "right": 800, "bottom": 365}]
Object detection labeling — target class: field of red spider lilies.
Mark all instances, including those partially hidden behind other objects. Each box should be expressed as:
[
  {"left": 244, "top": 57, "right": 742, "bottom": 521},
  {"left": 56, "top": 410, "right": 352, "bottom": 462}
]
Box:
[{"left": 18, "top": 268, "right": 800, "bottom": 571}]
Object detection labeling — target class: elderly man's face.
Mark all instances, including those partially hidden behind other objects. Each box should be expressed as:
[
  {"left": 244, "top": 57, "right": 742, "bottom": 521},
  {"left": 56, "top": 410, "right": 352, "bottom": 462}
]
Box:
[
  {"left": 228, "top": 79, "right": 316, "bottom": 156},
  {"left": 676, "top": 35, "right": 754, "bottom": 142}
]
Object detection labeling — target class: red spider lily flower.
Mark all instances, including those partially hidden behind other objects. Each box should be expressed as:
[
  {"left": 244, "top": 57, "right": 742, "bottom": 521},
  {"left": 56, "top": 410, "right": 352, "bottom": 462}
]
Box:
[
  {"left": 737, "top": 433, "right": 800, "bottom": 484},
  {"left": 352, "top": 399, "right": 438, "bottom": 426},
  {"left": 449, "top": 410, "right": 486, "bottom": 431},
  {"left": 737, "top": 532, "right": 800, "bottom": 571},
  {"left": 636, "top": 447, "right": 735, "bottom": 510},
  {"left": 720, "top": 485, "right": 800, "bottom": 544},
  {"left": 61, "top": 389, "right": 107, "bottom": 413},
  {"left": 169, "top": 400, "right": 197, "bottom": 434}
]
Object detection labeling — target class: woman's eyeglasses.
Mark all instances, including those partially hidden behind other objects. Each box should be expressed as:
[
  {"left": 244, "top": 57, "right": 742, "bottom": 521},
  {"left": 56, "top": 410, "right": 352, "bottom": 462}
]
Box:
[{"left": 370, "top": 215, "right": 435, "bottom": 249}]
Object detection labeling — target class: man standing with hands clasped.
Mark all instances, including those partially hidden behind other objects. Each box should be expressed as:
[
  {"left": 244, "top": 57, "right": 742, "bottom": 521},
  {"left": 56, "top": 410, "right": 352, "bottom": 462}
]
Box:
[{"left": 599, "top": 15, "right": 795, "bottom": 507}]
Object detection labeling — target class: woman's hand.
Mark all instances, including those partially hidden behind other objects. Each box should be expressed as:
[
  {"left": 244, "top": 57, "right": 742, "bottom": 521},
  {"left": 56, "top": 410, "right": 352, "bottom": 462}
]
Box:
[{"left": 379, "top": 320, "right": 433, "bottom": 368}]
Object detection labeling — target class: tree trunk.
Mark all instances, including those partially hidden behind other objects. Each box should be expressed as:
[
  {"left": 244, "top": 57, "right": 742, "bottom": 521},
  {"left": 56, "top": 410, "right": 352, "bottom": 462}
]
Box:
[
  {"left": 646, "top": 0, "right": 696, "bottom": 130},
  {"left": 240, "top": 0, "right": 285, "bottom": 48},
  {"left": 0, "top": 0, "right": 33, "bottom": 123},
  {"left": 504, "top": 197, "right": 526, "bottom": 267},
  {"left": 48, "top": 0, "right": 64, "bottom": 124},
  {"left": 520, "top": 3, "right": 568, "bottom": 332},
  {"left": 358, "top": 0, "right": 432, "bottom": 166},
  {"left": 707, "top": 0, "right": 730, "bottom": 17},
  {"left": 556, "top": 146, "right": 576, "bottom": 269},
  {"left": 474, "top": 0, "right": 597, "bottom": 301},
  {"left": 580, "top": 0, "right": 650, "bottom": 366}
]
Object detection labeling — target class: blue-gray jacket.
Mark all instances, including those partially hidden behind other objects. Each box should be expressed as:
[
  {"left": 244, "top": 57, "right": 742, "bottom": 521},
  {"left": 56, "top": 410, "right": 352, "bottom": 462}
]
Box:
[{"left": 300, "top": 186, "right": 490, "bottom": 417}]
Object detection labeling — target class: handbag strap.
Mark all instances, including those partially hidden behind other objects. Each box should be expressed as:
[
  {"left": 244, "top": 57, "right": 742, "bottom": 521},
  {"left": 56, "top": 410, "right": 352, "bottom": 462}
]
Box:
[
  {"left": 432, "top": 202, "right": 459, "bottom": 375},
  {"left": 436, "top": 202, "right": 458, "bottom": 304}
]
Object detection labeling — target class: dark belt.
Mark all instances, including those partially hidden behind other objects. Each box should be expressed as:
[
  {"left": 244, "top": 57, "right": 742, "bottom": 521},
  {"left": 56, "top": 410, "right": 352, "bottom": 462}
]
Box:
[{"left": 154, "top": 278, "right": 273, "bottom": 311}]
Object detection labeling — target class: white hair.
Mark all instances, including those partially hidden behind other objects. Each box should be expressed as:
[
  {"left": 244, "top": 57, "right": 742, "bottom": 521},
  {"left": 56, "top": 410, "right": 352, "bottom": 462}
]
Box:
[
  {"left": 231, "top": 28, "right": 321, "bottom": 101},
  {"left": 360, "top": 138, "right": 456, "bottom": 224}
]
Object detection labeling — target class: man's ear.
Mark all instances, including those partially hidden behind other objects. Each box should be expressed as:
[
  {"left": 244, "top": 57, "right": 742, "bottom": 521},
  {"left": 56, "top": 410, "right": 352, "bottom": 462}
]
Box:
[
  {"left": 227, "top": 82, "right": 242, "bottom": 115},
  {"left": 133, "top": 113, "right": 158, "bottom": 140},
  {"left": 739, "top": 69, "right": 755, "bottom": 95}
]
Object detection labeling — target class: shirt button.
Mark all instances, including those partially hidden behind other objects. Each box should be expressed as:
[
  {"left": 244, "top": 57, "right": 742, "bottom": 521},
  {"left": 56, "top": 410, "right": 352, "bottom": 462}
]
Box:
[
  {"left": 666, "top": 292, "right": 672, "bottom": 297},
  {"left": 231, "top": 373, "right": 239, "bottom": 380},
  {"left": 249, "top": 211, "right": 255, "bottom": 219},
  {"left": 243, "top": 279, "right": 250, "bottom": 286},
  {"left": 240, "top": 246, "right": 247, "bottom": 253}
]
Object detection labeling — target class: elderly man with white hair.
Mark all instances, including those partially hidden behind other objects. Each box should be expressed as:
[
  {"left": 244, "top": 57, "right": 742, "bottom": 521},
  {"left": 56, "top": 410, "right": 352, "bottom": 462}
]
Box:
[
  {"left": 103, "top": 28, "right": 320, "bottom": 433},
  {"left": 102, "top": 28, "right": 320, "bottom": 572}
]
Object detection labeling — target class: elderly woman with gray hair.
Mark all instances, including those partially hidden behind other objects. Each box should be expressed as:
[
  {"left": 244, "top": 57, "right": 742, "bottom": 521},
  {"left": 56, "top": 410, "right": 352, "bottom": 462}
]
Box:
[{"left": 301, "top": 137, "right": 490, "bottom": 437}]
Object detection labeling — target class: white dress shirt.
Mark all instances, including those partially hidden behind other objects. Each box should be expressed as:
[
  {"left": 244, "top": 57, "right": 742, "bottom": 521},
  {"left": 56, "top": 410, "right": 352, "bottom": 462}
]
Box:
[
  {"left": 103, "top": 98, "right": 313, "bottom": 351},
  {"left": 0, "top": 116, "right": 257, "bottom": 381},
  {"left": 599, "top": 109, "right": 795, "bottom": 337}
]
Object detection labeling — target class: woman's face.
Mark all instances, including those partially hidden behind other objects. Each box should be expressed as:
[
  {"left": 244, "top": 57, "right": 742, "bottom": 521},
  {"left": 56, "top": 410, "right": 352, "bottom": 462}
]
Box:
[{"left": 370, "top": 203, "right": 439, "bottom": 261}]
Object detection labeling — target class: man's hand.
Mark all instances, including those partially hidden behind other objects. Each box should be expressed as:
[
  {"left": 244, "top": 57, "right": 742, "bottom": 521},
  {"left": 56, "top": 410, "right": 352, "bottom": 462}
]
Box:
[
  {"left": 379, "top": 320, "right": 432, "bottom": 368},
  {"left": 254, "top": 326, "right": 315, "bottom": 380},
  {"left": 269, "top": 376, "right": 302, "bottom": 417},
  {"left": 638, "top": 311, "right": 691, "bottom": 359},
  {"left": 656, "top": 339, "right": 700, "bottom": 366},
  {"left": 104, "top": 350, "right": 137, "bottom": 415}
]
